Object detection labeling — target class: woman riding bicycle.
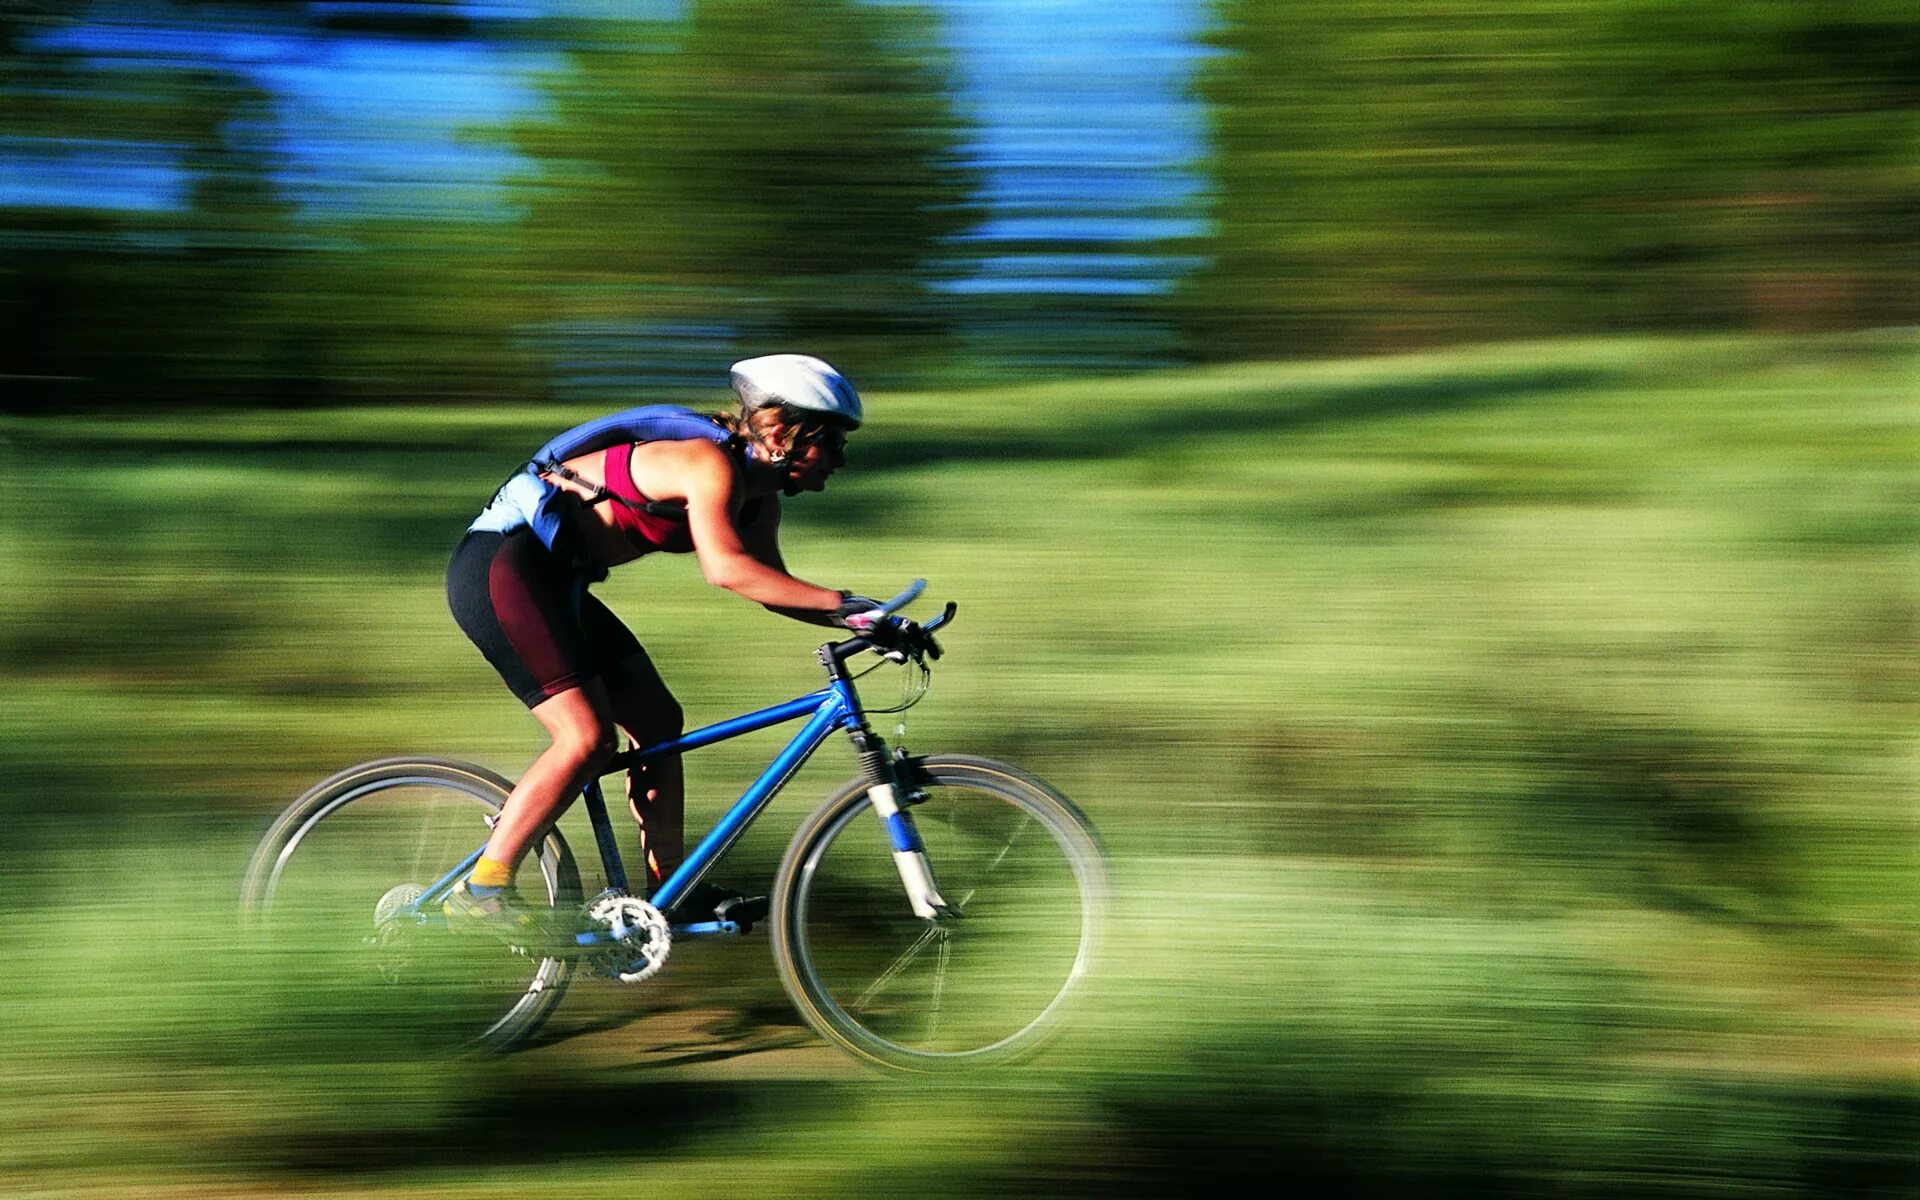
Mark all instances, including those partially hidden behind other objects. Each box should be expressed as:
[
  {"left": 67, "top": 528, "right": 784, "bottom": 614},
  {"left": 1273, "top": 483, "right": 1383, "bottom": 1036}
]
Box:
[{"left": 443, "top": 353, "right": 886, "bottom": 940}]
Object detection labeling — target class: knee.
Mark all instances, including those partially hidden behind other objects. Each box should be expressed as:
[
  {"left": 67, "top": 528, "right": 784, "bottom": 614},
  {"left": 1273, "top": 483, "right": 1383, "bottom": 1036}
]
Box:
[{"left": 551, "top": 721, "right": 619, "bottom": 773}]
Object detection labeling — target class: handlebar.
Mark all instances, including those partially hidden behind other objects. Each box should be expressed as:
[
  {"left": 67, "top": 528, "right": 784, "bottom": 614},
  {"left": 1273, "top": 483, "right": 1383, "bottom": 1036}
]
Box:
[
  {"left": 878, "top": 578, "right": 956, "bottom": 635},
  {"left": 821, "top": 580, "right": 956, "bottom": 671},
  {"left": 880, "top": 579, "right": 927, "bottom": 613}
]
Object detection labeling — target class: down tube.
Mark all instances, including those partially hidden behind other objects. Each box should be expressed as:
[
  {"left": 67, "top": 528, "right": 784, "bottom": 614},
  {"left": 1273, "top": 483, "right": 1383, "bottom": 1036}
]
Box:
[{"left": 650, "top": 697, "right": 848, "bottom": 913}]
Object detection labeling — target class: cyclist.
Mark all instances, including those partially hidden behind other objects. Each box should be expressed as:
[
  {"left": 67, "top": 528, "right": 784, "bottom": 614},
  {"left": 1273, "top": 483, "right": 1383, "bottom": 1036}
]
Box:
[{"left": 443, "top": 353, "right": 886, "bottom": 944}]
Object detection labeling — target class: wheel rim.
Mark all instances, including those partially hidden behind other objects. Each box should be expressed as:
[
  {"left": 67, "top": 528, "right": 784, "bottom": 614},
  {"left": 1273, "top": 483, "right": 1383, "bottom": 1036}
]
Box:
[
  {"left": 790, "top": 780, "right": 1099, "bottom": 1064},
  {"left": 252, "top": 773, "right": 569, "bottom": 1054}
]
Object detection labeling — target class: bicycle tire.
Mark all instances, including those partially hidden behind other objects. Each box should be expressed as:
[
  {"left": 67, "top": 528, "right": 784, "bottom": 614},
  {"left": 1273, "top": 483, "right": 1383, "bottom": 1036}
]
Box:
[
  {"left": 241, "top": 757, "right": 581, "bottom": 1055},
  {"left": 770, "top": 755, "right": 1107, "bottom": 1072}
]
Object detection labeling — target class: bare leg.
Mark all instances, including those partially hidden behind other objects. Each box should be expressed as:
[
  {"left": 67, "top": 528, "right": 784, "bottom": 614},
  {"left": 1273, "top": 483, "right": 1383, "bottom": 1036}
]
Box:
[
  {"left": 603, "top": 652, "right": 685, "bottom": 892},
  {"left": 626, "top": 744, "right": 685, "bottom": 890},
  {"left": 482, "top": 682, "right": 617, "bottom": 871}
]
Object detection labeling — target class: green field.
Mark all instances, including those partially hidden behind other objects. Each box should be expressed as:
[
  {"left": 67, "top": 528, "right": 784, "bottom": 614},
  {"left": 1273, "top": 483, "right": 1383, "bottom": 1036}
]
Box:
[{"left": 3, "top": 332, "right": 1914, "bottom": 1197}]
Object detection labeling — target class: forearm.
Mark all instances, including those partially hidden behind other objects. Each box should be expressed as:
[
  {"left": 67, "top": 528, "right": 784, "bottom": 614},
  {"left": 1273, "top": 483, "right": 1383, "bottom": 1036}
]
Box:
[
  {"left": 762, "top": 602, "right": 841, "bottom": 627},
  {"left": 703, "top": 552, "right": 842, "bottom": 612}
]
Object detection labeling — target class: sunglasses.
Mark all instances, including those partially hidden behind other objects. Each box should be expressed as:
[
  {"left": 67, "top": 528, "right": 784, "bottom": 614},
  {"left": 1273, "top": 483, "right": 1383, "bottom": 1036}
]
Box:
[{"left": 797, "top": 425, "right": 850, "bottom": 455}]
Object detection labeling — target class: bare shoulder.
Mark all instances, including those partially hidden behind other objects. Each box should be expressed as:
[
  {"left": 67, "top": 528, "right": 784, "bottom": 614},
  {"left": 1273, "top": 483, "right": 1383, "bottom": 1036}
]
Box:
[{"left": 630, "top": 436, "right": 735, "bottom": 502}]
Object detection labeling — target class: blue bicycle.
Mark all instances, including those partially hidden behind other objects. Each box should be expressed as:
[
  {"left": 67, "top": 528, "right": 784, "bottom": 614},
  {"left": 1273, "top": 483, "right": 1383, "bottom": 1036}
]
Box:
[{"left": 242, "top": 583, "right": 1107, "bottom": 1071}]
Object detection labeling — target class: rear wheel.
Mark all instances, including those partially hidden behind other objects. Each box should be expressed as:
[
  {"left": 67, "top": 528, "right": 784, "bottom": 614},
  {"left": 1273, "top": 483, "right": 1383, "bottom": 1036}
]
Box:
[
  {"left": 771, "top": 755, "right": 1106, "bottom": 1072},
  {"left": 241, "top": 757, "right": 580, "bottom": 1054}
]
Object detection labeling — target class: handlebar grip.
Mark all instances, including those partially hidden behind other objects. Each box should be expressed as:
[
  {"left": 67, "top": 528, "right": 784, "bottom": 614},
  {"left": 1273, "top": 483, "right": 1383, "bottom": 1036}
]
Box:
[{"left": 880, "top": 579, "right": 927, "bottom": 614}]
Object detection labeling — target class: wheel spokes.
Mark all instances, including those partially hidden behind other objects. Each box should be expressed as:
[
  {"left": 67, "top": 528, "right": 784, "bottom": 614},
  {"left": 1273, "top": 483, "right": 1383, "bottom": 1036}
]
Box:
[
  {"left": 927, "top": 931, "right": 952, "bottom": 1041},
  {"left": 851, "top": 923, "right": 945, "bottom": 1015},
  {"left": 792, "top": 774, "right": 1102, "bottom": 1064},
  {"left": 249, "top": 770, "right": 576, "bottom": 1055},
  {"left": 979, "top": 812, "right": 1033, "bottom": 876}
]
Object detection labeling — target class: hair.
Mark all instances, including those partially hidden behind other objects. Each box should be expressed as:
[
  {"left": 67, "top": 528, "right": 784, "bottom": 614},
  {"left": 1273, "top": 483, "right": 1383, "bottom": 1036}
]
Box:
[{"left": 710, "top": 403, "right": 843, "bottom": 459}]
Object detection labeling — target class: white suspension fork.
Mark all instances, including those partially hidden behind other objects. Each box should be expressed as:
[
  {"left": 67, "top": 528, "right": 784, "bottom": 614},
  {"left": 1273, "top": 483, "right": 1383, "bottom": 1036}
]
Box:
[{"left": 866, "top": 782, "right": 952, "bottom": 920}]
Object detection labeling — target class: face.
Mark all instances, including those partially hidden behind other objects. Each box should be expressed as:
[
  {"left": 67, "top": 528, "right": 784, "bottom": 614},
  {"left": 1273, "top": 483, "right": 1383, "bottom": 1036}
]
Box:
[{"left": 780, "top": 422, "right": 850, "bottom": 494}]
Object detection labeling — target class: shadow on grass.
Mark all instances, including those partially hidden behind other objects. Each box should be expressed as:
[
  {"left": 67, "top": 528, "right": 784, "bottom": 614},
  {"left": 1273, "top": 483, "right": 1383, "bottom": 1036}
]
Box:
[
  {"left": 230, "top": 1077, "right": 839, "bottom": 1175},
  {"left": 1102, "top": 1083, "right": 1920, "bottom": 1199},
  {"left": 1512, "top": 715, "right": 1806, "bottom": 925},
  {"left": 525, "top": 997, "right": 812, "bottom": 1057}
]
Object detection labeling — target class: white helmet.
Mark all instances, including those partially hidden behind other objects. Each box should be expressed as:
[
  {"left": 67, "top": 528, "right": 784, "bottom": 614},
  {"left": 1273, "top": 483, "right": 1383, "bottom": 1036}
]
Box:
[{"left": 729, "top": 354, "right": 862, "bottom": 430}]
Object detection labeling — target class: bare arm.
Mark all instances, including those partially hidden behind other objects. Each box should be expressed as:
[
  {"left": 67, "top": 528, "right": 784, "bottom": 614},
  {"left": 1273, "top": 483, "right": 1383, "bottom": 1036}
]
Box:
[
  {"left": 652, "top": 441, "right": 844, "bottom": 612},
  {"left": 739, "top": 496, "right": 843, "bottom": 627}
]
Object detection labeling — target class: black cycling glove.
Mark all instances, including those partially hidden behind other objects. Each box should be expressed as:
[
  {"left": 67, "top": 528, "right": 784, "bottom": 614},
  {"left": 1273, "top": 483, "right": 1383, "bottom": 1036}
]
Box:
[{"left": 831, "top": 592, "right": 889, "bottom": 633}]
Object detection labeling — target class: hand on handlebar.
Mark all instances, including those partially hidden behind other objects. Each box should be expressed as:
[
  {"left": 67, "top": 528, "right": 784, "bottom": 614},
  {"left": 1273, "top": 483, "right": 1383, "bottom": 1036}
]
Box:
[
  {"left": 828, "top": 582, "right": 948, "bottom": 662},
  {"left": 840, "top": 610, "right": 943, "bottom": 662},
  {"left": 831, "top": 594, "right": 888, "bottom": 633}
]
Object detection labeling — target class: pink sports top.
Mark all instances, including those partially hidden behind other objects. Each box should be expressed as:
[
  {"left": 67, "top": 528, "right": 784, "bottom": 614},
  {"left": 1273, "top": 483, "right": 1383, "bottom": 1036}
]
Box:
[{"left": 604, "top": 440, "right": 697, "bottom": 555}]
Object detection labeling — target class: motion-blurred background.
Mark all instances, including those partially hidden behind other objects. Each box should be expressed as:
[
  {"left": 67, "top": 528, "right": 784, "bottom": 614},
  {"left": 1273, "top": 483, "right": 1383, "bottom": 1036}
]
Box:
[{"left": 2, "top": 2, "right": 1914, "bottom": 1196}]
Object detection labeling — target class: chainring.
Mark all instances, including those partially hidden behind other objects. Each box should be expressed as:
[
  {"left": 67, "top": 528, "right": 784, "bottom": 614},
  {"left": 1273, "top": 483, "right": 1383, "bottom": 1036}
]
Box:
[
  {"left": 365, "top": 882, "right": 428, "bottom": 983},
  {"left": 585, "top": 893, "right": 671, "bottom": 984}
]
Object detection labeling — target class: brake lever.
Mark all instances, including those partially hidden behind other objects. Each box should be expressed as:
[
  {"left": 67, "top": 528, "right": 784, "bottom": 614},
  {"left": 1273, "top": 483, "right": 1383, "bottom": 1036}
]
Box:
[
  {"left": 923, "top": 601, "right": 958, "bottom": 634},
  {"left": 879, "top": 615, "right": 940, "bottom": 665}
]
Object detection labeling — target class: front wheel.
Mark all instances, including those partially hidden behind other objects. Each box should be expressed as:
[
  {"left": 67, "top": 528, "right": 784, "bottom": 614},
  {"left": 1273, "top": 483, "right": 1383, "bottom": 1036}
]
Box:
[
  {"left": 240, "top": 757, "right": 582, "bottom": 1055},
  {"left": 771, "top": 755, "right": 1107, "bottom": 1072}
]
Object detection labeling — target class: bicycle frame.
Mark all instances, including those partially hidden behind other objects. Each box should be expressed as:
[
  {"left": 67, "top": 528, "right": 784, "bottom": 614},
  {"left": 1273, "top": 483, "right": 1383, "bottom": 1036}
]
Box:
[
  {"left": 404, "top": 675, "right": 871, "bottom": 939},
  {"left": 601, "top": 679, "right": 864, "bottom": 919},
  {"left": 404, "top": 581, "right": 953, "bottom": 943}
]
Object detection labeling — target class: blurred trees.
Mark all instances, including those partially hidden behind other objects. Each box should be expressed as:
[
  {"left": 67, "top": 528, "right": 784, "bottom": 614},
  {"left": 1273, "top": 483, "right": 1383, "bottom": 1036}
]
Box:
[
  {"left": 0, "top": 1, "right": 972, "bottom": 410},
  {"left": 1187, "top": 0, "right": 1920, "bottom": 359},
  {"left": 1, "top": 14, "right": 300, "bottom": 409},
  {"left": 512, "top": 0, "right": 977, "bottom": 393},
  {"left": 3, "top": 0, "right": 1917, "bottom": 407},
  {"left": 0, "top": 4, "right": 537, "bottom": 410}
]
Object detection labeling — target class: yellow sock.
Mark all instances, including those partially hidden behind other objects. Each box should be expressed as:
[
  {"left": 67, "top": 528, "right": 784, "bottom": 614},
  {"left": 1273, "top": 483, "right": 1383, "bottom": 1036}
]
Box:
[{"left": 469, "top": 856, "right": 513, "bottom": 888}]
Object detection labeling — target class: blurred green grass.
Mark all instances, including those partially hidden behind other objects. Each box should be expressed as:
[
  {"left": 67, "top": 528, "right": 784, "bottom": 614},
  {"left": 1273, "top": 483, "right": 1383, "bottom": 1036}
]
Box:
[{"left": 1, "top": 332, "right": 1914, "bottom": 1197}]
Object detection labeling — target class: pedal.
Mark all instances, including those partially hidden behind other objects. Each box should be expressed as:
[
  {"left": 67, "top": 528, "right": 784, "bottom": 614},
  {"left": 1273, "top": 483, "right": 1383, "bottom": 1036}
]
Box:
[{"left": 714, "top": 894, "right": 769, "bottom": 931}]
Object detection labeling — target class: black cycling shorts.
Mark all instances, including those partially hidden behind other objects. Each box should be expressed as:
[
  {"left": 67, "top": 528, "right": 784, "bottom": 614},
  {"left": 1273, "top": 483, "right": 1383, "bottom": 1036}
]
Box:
[{"left": 447, "top": 528, "right": 648, "bottom": 709}]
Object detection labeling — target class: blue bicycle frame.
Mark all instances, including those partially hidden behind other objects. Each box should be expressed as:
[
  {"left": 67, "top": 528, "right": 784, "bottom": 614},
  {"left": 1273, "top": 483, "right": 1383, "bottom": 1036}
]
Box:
[
  {"left": 601, "top": 680, "right": 863, "bottom": 915},
  {"left": 403, "top": 580, "right": 946, "bottom": 941},
  {"left": 402, "top": 675, "right": 869, "bottom": 940}
]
